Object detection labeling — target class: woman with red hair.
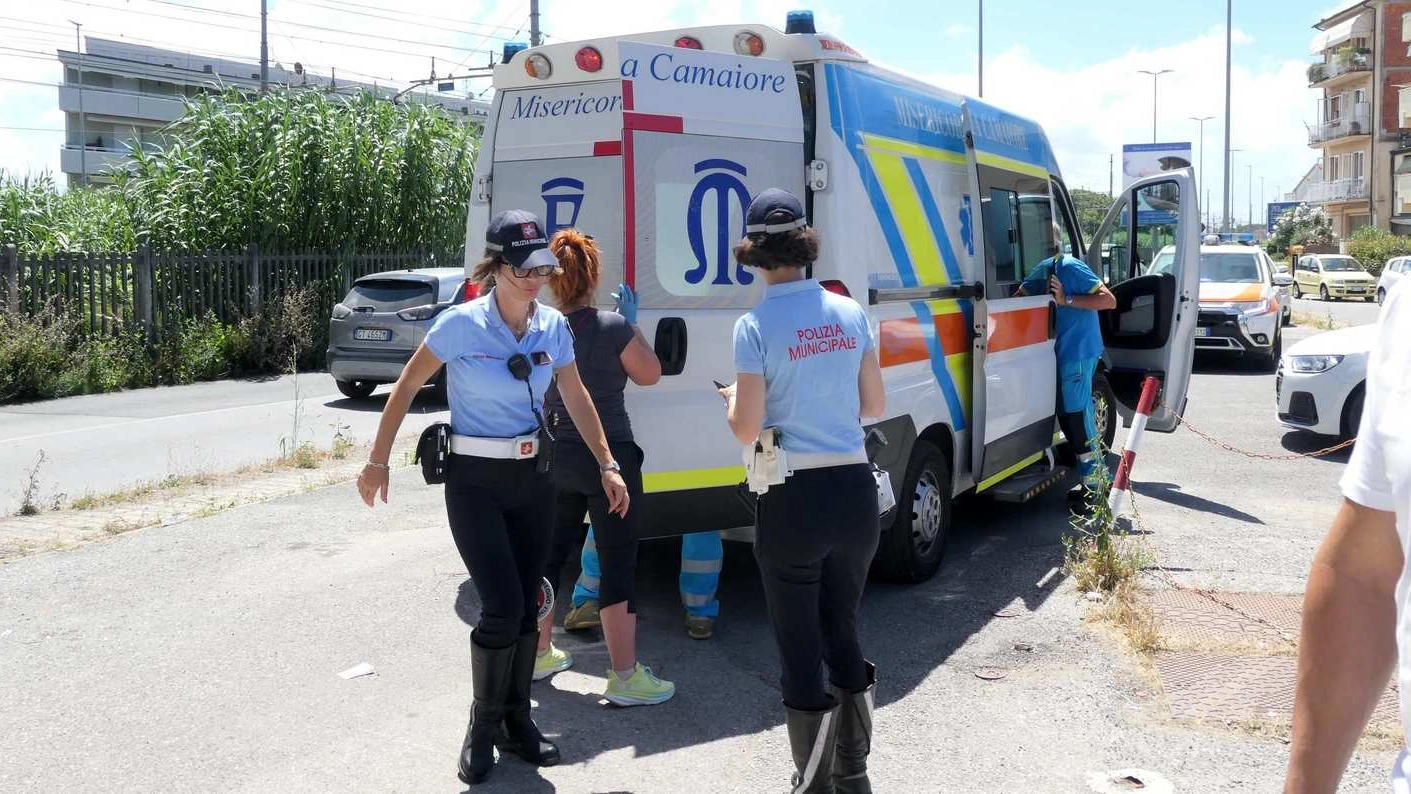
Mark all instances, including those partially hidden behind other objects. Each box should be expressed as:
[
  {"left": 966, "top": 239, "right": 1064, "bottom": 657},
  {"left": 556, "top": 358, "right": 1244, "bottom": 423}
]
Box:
[{"left": 536, "top": 229, "right": 676, "bottom": 706}]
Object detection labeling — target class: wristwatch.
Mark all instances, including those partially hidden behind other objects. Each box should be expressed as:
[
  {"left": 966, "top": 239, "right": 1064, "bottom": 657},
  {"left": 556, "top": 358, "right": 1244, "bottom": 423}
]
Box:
[{"left": 600, "top": 460, "right": 622, "bottom": 474}]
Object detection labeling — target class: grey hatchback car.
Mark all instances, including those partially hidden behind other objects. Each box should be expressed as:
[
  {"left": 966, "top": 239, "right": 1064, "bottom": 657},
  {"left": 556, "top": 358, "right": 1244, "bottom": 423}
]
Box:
[{"left": 326, "top": 267, "right": 471, "bottom": 399}]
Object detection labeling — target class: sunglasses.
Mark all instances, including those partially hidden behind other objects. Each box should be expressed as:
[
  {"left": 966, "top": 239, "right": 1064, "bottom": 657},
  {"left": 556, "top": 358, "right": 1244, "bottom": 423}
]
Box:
[{"left": 507, "top": 264, "right": 560, "bottom": 278}]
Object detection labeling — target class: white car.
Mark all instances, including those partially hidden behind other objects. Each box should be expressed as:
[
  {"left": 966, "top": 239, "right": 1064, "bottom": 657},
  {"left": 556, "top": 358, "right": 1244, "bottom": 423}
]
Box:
[
  {"left": 1275, "top": 324, "right": 1375, "bottom": 439},
  {"left": 1378, "top": 256, "right": 1409, "bottom": 305}
]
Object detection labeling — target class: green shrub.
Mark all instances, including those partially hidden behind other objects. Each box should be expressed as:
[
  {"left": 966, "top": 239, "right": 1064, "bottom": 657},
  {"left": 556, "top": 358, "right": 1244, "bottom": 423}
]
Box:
[
  {"left": 236, "top": 287, "right": 319, "bottom": 372},
  {"left": 1345, "top": 226, "right": 1409, "bottom": 277},
  {"left": 0, "top": 306, "right": 74, "bottom": 402}
]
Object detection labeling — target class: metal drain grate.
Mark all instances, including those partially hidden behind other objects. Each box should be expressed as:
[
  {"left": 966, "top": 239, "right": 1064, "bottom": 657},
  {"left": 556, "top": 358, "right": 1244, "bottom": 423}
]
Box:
[
  {"left": 1144, "top": 590, "right": 1301, "bottom": 647},
  {"left": 1154, "top": 652, "right": 1399, "bottom": 724}
]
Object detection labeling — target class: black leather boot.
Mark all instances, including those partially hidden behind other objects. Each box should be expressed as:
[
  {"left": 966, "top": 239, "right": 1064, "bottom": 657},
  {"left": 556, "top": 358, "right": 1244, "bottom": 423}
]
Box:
[
  {"left": 494, "top": 631, "right": 562, "bottom": 766},
  {"left": 457, "top": 634, "right": 515, "bottom": 785},
  {"left": 831, "top": 663, "right": 876, "bottom": 794},
  {"left": 785, "top": 697, "right": 840, "bottom": 794}
]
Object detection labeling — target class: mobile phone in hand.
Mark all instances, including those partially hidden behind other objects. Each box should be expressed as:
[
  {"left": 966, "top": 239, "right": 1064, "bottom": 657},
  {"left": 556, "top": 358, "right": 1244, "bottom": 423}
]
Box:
[{"left": 712, "top": 380, "right": 729, "bottom": 390}]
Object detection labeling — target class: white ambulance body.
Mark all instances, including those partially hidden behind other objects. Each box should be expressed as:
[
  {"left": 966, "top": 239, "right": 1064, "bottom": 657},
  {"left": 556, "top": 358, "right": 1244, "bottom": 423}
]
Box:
[{"left": 466, "top": 17, "right": 1200, "bottom": 582}]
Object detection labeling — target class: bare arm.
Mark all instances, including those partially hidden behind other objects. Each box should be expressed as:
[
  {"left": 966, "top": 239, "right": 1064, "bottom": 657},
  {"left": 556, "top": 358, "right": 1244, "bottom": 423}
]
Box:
[
  {"left": 619, "top": 325, "right": 662, "bottom": 386},
  {"left": 1076, "top": 283, "right": 1117, "bottom": 311},
  {"left": 555, "top": 362, "right": 630, "bottom": 516},
  {"left": 722, "top": 373, "right": 766, "bottom": 445},
  {"left": 357, "top": 344, "right": 443, "bottom": 506},
  {"left": 1285, "top": 498, "right": 1402, "bottom": 793},
  {"left": 859, "top": 350, "right": 884, "bottom": 419}
]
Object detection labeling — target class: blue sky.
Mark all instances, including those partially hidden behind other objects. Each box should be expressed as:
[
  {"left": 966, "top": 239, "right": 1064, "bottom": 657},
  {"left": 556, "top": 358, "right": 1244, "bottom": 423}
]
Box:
[{"left": 0, "top": 0, "right": 1355, "bottom": 224}]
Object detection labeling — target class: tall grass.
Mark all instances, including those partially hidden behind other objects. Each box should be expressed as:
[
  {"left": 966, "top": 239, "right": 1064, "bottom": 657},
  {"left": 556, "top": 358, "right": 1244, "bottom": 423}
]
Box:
[
  {"left": 117, "top": 89, "right": 478, "bottom": 253},
  {"left": 0, "top": 172, "right": 135, "bottom": 254}
]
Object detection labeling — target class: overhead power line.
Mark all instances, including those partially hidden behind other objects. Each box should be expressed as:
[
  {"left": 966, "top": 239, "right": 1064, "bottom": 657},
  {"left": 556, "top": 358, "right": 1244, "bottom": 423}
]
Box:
[{"left": 281, "top": 0, "right": 526, "bottom": 39}]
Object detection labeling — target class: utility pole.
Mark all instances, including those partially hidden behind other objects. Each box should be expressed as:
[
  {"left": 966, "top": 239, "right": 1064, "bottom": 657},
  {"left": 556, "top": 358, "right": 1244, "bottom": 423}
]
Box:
[
  {"left": 978, "top": 0, "right": 984, "bottom": 97},
  {"left": 1139, "top": 69, "right": 1174, "bottom": 142},
  {"left": 530, "top": 0, "right": 541, "bottom": 46},
  {"left": 1259, "top": 175, "right": 1266, "bottom": 230},
  {"left": 1222, "top": 0, "right": 1233, "bottom": 233},
  {"left": 70, "top": 20, "right": 86, "bottom": 187},
  {"left": 1109, "top": 154, "right": 1114, "bottom": 197},
  {"left": 1246, "top": 164, "right": 1253, "bottom": 232},
  {"left": 1228, "top": 148, "right": 1242, "bottom": 231},
  {"left": 260, "top": 0, "right": 269, "bottom": 92}
]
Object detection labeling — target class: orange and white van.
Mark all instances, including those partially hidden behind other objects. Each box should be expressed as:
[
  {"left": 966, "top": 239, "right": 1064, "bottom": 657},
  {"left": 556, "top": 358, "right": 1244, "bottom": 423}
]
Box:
[{"left": 465, "top": 13, "right": 1200, "bottom": 582}]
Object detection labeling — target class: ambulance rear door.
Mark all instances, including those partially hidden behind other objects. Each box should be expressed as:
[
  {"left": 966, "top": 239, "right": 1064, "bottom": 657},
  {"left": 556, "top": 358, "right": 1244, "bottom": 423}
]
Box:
[
  {"left": 477, "top": 80, "right": 626, "bottom": 307},
  {"left": 617, "top": 41, "right": 806, "bottom": 530},
  {"left": 1084, "top": 169, "right": 1200, "bottom": 431}
]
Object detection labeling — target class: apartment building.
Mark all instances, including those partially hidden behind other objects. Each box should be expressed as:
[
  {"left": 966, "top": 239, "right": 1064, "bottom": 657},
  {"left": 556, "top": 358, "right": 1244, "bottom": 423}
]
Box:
[{"left": 57, "top": 38, "right": 489, "bottom": 187}]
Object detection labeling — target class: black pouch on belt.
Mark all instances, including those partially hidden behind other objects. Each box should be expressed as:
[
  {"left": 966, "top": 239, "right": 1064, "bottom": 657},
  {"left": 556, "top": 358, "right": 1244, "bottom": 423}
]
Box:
[
  {"left": 535, "top": 425, "right": 554, "bottom": 475},
  {"left": 415, "top": 422, "right": 451, "bottom": 484}
]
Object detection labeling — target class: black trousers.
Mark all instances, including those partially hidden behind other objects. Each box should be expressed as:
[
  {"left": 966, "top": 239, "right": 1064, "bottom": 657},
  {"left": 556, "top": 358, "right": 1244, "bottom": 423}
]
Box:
[
  {"left": 755, "top": 464, "right": 880, "bottom": 711},
  {"left": 444, "top": 454, "right": 554, "bottom": 650},
  {"left": 542, "top": 440, "right": 644, "bottom": 611}
]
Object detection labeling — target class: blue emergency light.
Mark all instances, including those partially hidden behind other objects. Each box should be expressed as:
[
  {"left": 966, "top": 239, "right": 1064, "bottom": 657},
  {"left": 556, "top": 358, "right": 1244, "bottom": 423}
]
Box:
[
  {"left": 785, "top": 10, "right": 816, "bottom": 34},
  {"left": 502, "top": 42, "right": 528, "bottom": 63}
]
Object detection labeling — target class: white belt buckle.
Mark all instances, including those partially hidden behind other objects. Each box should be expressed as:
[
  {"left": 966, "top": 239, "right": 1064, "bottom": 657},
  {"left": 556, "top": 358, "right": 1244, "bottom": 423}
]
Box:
[{"left": 514, "top": 435, "right": 539, "bottom": 460}]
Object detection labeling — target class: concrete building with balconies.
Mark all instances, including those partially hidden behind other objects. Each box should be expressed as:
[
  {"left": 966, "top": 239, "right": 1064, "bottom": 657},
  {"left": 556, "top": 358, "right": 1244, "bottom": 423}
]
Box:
[
  {"left": 56, "top": 37, "right": 488, "bottom": 187},
  {"left": 1307, "top": 2, "right": 1411, "bottom": 237}
]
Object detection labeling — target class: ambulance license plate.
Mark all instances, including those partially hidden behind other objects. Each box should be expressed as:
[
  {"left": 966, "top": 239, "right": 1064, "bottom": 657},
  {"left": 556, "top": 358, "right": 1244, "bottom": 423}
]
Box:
[{"left": 354, "top": 328, "right": 392, "bottom": 342}]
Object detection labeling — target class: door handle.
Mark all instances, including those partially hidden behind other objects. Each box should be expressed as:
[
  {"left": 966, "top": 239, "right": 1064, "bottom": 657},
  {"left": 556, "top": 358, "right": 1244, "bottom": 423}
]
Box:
[
  {"left": 654, "top": 317, "right": 688, "bottom": 376},
  {"left": 1047, "top": 301, "right": 1057, "bottom": 339}
]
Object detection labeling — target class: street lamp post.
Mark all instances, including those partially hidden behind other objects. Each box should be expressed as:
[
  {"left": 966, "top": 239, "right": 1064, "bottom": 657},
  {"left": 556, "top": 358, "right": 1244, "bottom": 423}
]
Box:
[
  {"left": 977, "top": 0, "right": 984, "bottom": 97},
  {"left": 1190, "top": 115, "right": 1214, "bottom": 226},
  {"left": 1139, "top": 68, "right": 1174, "bottom": 143},
  {"left": 1246, "top": 164, "right": 1254, "bottom": 233},
  {"left": 1222, "top": 0, "right": 1233, "bottom": 234},
  {"left": 1228, "top": 148, "right": 1242, "bottom": 232}
]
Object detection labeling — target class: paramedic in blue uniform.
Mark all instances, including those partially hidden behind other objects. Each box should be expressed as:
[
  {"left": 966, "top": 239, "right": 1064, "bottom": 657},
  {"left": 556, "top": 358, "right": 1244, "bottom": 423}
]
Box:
[
  {"left": 720, "top": 189, "right": 886, "bottom": 794},
  {"left": 1016, "top": 223, "right": 1117, "bottom": 504},
  {"left": 355, "top": 210, "right": 629, "bottom": 786}
]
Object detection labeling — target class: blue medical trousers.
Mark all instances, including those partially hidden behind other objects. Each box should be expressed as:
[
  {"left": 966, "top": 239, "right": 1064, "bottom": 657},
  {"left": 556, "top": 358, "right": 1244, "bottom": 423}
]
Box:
[
  {"left": 1059, "top": 356, "right": 1104, "bottom": 484},
  {"left": 573, "top": 530, "right": 721, "bottom": 618}
]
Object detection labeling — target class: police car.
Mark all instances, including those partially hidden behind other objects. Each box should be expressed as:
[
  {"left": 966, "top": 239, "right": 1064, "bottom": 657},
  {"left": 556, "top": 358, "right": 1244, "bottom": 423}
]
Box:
[{"left": 465, "top": 13, "right": 1200, "bottom": 582}]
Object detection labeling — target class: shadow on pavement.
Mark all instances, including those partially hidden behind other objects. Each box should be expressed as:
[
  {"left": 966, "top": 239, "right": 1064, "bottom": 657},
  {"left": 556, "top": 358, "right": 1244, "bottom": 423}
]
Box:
[
  {"left": 1192, "top": 354, "right": 1275, "bottom": 377},
  {"left": 444, "top": 488, "right": 1075, "bottom": 770},
  {"left": 322, "top": 386, "right": 447, "bottom": 413},
  {"left": 1279, "top": 431, "right": 1353, "bottom": 464},
  {"left": 1131, "top": 481, "right": 1264, "bottom": 524}
]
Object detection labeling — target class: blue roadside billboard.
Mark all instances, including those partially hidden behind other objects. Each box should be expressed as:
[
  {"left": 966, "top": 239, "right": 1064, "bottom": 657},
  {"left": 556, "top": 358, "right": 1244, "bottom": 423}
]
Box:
[{"left": 1267, "top": 201, "right": 1301, "bottom": 235}]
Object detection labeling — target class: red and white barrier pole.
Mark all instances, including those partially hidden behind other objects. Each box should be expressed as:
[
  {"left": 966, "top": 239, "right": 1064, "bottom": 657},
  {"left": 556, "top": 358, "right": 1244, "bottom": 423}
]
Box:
[{"left": 1107, "top": 375, "right": 1161, "bottom": 517}]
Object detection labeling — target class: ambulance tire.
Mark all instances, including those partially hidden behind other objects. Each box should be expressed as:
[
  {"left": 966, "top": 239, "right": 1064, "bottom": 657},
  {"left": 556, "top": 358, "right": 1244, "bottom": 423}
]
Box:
[
  {"left": 1056, "top": 370, "right": 1118, "bottom": 465},
  {"left": 873, "top": 441, "right": 951, "bottom": 584}
]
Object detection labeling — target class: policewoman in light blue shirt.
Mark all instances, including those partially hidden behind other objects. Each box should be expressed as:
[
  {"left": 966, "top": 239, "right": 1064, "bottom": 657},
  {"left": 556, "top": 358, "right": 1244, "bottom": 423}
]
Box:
[
  {"left": 356, "top": 210, "right": 629, "bottom": 786},
  {"left": 720, "top": 189, "right": 886, "bottom": 794}
]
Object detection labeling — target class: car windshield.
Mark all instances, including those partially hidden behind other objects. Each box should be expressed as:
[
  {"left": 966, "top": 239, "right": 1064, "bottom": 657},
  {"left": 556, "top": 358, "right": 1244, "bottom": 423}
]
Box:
[
  {"left": 1320, "top": 256, "right": 1362, "bottom": 272},
  {"left": 1147, "top": 251, "right": 1261, "bottom": 282},
  {"left": 343, "top": 279, "right": 433, "bottom": 312}
]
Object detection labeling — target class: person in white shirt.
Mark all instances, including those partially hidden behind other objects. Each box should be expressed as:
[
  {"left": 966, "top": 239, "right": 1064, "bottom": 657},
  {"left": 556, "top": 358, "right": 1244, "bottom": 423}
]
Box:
[{"left": 1286, "top": 285, "right": 1411, "bottom": 792}]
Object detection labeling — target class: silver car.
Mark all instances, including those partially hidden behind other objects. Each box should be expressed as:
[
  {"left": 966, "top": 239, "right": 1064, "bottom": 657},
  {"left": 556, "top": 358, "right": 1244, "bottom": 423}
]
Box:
[{"left": 326, "top": 267, "right": 469, "bottom": 399}]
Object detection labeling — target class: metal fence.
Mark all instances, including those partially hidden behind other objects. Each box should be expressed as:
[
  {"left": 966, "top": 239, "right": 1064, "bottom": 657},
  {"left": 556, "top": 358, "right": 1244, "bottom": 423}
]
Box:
[{"left": 1, "top": 244, "right": 463, "bottom": 340}]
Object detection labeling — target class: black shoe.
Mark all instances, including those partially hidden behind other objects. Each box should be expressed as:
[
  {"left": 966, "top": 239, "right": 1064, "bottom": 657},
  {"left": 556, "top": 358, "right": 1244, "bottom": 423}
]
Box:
[
  {"left": 458, "top": 633, "right": 515, "bottom": 785},
  {"left": 830, "top": 664, "right": 875, "bottom": 794},
  {"left": 494, "top": 631, "right": 562, "bottom": 766},
  {"left": 785, "top": 697, "right": 840, "bottom": 794}
]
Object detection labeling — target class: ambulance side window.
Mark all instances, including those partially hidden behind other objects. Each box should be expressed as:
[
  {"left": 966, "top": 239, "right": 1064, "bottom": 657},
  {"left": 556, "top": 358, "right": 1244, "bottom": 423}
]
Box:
[{"left": 978, "top": 165, "right": 1053, "bottom": 295}]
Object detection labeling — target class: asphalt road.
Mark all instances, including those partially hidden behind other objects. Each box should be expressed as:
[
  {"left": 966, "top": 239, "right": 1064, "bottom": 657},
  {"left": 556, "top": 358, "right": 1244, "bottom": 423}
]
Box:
[
  {"left": 0, "top": 376, "right": 444, "bottom": 514},
  {"left": 0, "top": 331, "right": 1396, "bottom": 792}
]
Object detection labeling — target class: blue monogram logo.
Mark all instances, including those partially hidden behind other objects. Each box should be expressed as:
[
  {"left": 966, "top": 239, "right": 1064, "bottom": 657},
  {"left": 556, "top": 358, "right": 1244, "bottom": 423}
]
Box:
[
  {"left": 685, "top": 159, "right": 754, "bottom": 286},
  {"left": 541, "top": 177, "right": 585, "bottom": 234}
]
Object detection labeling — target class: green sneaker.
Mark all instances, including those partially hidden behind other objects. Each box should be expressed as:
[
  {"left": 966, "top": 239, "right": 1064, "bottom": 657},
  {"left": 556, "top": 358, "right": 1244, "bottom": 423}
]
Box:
[
  {"left": 533, "top": 644, "right": 573, "bottom": 681},
  {"left": 563, "top": 600, "right": 601, "bottom": 632},
  {"left": 604, "top": 663, "right": 676, "bottom": 707}
]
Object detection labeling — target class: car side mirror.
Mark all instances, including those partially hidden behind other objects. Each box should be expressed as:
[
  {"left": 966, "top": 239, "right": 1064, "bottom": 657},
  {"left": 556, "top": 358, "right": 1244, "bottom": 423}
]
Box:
[{"left": 1273, "top": 274, "right": 1294, "bottom": 286}]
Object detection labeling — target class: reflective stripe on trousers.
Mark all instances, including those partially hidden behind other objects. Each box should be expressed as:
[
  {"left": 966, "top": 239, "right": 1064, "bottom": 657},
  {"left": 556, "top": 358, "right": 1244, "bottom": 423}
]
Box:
[{"left": 572, "top": 527, "right": 722, "bottom": 618}]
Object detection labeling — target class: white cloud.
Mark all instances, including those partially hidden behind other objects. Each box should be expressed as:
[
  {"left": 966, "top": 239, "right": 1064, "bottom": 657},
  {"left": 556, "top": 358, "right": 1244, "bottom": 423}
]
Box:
[
  {"left": 922, "top": 26, "right": 1314, "bottom": 225},
  {"left": 944, "top": 24, "right": 975, "bottom": 40}
]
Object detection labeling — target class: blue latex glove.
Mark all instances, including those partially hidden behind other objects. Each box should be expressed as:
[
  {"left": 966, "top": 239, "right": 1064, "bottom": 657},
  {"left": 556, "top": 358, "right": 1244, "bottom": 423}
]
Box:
[{"left": 612, "top": 282, "right": 638, "bottom": 325}]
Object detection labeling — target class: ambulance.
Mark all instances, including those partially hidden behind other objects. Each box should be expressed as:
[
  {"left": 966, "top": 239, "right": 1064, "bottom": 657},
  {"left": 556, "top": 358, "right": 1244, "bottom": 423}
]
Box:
[{"left": 464, "top": 13, "right": 1201, "bottom": 583}]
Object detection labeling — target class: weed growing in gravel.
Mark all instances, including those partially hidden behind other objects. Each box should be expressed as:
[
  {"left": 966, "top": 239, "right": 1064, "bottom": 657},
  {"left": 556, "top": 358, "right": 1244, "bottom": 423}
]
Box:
[
  {"left": 17, "top": 451, "right": 48, "bottom": 517},
  {"left": 1062, "top": 444, "right": 1149, "bottom": 594},
  {"left": 330, "top": 421, "right": 355, "bottom": 460},
  {"left": 1291, "top": 310, "right": 1341, "bottom": 331}
]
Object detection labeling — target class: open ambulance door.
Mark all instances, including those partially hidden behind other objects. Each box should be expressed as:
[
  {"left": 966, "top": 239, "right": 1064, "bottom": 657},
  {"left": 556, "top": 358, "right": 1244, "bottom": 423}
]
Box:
[
  {"left": 616, "top": 41, "right": 807, "bottom": 535},
  {"left": 1084, "top": 169, "right": 1200, "bottom": 432}
]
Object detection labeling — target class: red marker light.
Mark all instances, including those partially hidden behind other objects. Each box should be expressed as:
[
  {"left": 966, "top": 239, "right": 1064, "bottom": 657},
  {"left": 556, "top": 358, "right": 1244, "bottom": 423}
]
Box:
[
  {"left": 734, "top": 31, "right": 765, "bottom": 57},
  {"left": 575, "top": 46, "right": 603, "bottom": 73},
  {"left": 674, "top": 36, "right": 703, "bottom": 50}
]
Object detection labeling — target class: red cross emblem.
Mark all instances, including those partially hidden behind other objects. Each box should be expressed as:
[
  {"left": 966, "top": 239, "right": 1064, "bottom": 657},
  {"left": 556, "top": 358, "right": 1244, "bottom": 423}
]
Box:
[{"left": 521, "top": 223, "right": 539, "bottom": 239}]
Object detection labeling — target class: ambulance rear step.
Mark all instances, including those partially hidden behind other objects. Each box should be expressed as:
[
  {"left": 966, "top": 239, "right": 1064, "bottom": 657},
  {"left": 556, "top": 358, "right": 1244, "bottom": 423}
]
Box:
[{"left": 987, "top": 463, "right": 1070, "bottom": 504}]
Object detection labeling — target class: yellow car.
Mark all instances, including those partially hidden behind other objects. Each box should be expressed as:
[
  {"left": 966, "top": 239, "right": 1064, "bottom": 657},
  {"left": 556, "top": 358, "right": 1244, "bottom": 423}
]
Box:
[{"left": 1291, "top": 253, "right": 1376, "bottom": 302}]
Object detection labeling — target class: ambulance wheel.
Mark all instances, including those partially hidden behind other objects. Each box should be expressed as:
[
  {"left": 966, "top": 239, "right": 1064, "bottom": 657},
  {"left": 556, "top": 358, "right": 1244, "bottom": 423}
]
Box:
[{"left": 873, "top": 441, "right": 950, "bottom": 583}]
